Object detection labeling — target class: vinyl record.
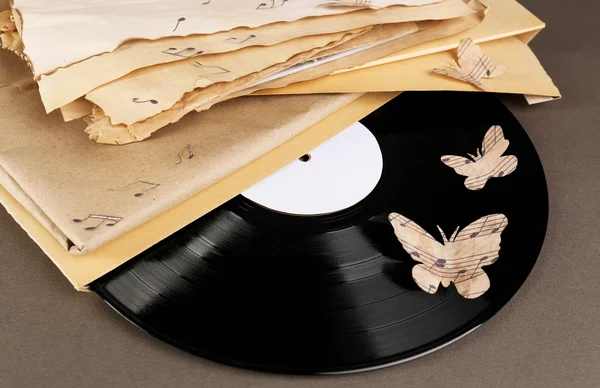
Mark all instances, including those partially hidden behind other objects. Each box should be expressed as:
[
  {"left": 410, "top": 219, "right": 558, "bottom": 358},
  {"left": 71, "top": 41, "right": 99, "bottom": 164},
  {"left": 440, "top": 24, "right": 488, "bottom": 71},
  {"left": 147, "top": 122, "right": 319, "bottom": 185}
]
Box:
[{"left": 92, "top": 92, "right": 548, "bottom": 374}]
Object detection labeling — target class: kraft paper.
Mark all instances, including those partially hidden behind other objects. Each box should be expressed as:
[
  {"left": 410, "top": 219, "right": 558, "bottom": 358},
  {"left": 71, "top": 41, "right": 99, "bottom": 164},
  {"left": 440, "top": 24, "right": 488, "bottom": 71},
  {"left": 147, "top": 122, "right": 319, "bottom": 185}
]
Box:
[
  {"left": 0, "top": 91, "right": 397, "bottom": 291},
  {"left": 0, "top": 48, "right": 365, "bottom": 254}
]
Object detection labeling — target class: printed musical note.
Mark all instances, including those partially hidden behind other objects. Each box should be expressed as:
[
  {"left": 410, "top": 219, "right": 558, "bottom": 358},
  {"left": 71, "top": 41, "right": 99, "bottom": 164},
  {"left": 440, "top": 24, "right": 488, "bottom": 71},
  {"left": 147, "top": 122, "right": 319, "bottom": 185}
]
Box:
[
  {"left": 225, "top": 34, "right": 256, "bottom": 44},
  {"left": 388, "top": 213, "right": 508, "bottom": 299},
  {"left": 173, "top": 17, "right": 186, "bottom": 32},
  {"left": 468, "top": 216, "right": 489, "bottom": 238},
  {"left": 111, "top": 180, "right": 160, "bottom": 198},
  {"left": 193, "top": 62, "right": 230, "bottom": 76},
  {"left": 454, "top": 269, "right": 467, "bottom": 282},
  {"left": 257, "top": 0, "right": 288, "bottom": 9},
  {"left": 72, "top": 214, "right": 123, "bottom": 231},
  {"left": 176, "top": 145, "right": 194, "bottom": 165},
  {"left": 433, "top": 38, "right": 505, "bottom": 91},
  {"left": 442, "top": 125, "right": 518, "bottom": 190},
  {"left": 132, "top": 98, "right": 158, "bottom": 105},
  {"left": 161, "top": 47, "right": 204, "bottom": 58}
]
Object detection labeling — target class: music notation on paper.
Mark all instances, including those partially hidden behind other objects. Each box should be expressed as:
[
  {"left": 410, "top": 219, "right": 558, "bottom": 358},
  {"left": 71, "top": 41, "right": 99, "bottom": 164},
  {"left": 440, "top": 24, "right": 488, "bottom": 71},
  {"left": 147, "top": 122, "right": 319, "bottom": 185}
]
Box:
[
  {"left": 132, "top": 98, "right": 158, "bottom": 105},
  {"left": 161, "top": 47, "right": 204, "bottom": 58},
  {"left": 389, "top": 212, "right": 508, "bottom": 299},
  {"left": 176, "top": 145, "right": 195, "bottom": 165},
  {"left": 257, "top": 0, "right": 288, "bottom": 9},
  {"left": 442, "top": 125, "right": 518, "bottom": 190},
  {"left": 72, "top": 214, "right": 123, "bottom": 231},
  {"left": 225, "top": 34, "right": 256, "bottom": 44},
  {"left": 173, "top": 17, "right": 186, "bottom": 32},
  {"left": 121, "top": 180, "right": 161, "bottom": 198},
  {"left": 193, "top": 62, "right": 231, "bottom": 76}
]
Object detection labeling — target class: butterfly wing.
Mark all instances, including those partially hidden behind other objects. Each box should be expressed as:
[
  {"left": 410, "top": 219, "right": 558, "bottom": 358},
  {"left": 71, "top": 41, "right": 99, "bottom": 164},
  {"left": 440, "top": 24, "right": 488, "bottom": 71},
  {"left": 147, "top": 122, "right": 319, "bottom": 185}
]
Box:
[
  {"left": 433, "top": 67, "right": 487, "bottom": 91},
  {"left": 466, "top": 155, "right": 519, "bottom": 191},
  {"left": 445, "top": 214, "right": 508, "bottom": 298},
  {"left": 481, "top": 125, "right": 509, "bottom": 157},
  {"left": 388, "top": 213, "right": 445, "bottom": 293},
  {"left": 456, "top": 38, "right": 506, "bottom": 81},
  {"left": 459, "top": 126, "right": 519, "bottom": 189},
  {"left": 494, "top": 155, "right": 518, "bottom": 178},
  {"left": 412, "top": 264, "right": 442, "bottom": 294},
  {"left": 441, "top": 155, "right": 478, "bottom": 177}
]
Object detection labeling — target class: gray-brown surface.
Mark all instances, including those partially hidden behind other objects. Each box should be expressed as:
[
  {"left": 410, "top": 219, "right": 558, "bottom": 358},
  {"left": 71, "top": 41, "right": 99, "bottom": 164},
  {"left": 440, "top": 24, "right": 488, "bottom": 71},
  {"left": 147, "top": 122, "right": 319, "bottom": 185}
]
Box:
[{"left": 1, "top": 0, "right": 599, "bottom": 386}]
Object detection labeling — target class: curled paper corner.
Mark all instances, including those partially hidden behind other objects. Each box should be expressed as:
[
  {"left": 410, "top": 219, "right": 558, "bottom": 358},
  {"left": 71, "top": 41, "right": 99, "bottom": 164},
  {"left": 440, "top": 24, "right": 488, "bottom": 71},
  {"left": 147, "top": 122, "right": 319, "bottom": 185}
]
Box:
[
  {"left": 82, "top": 105, "right": 135, "bottom": 145},
  {"left": 0, "top": 8, "right": 36, "bottom": 79},
  {"left": 84, "top": 122, "right": 139, "bottom": 146},
  {"left": 388, "top": 212, "right": 508, "bottom": 299},
  {"left": 432, "top": 37, "right": 505, "bottom": 91}
]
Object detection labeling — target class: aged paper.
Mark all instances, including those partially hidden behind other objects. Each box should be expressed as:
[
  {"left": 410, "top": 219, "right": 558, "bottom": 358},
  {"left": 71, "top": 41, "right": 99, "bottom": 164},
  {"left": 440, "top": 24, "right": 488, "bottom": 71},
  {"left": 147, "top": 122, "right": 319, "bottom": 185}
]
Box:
[
  {"left": 323, "top": 0, "right": 545, "bottom": 75},
  {"left": 84, "top": 22, "right": 419, "bottom": 144},
  {"left": 12, "top": 0, "right": 442, "bottom": 77},
  {"left": 37, "top": 0, "right": 474, "bottom": 113},
  {"left": 0, "top": 55, "right": 363, "bottom": 254},
  {"left": 389, "top": 212, "right": 508, "bottom": 299},
  {"left": 59, "top": 97, "right": 95, "bottom": 122},
  {"left": 84, "top": 30, "right": 372, "bottom": 144},
  {"left": 86, "top": 28, "right": 373, "bottom": 126},
  {"left": 0, "top": 9, "right": 11, "bottom": 31},
  {"left": 84, "top": 10, "right": 482, "bottom": 144},
  {"left": 228, "top": 11, "right": 485, "bottom": 102},
  {"left": 433, "top": 37, "right": 505, "bottom": 90},
  {"left": 253, "top": 36, "right": 560, "bottom": 99},
  {"left": 0, "top": 9, "right": 23, "bottom": 57}
]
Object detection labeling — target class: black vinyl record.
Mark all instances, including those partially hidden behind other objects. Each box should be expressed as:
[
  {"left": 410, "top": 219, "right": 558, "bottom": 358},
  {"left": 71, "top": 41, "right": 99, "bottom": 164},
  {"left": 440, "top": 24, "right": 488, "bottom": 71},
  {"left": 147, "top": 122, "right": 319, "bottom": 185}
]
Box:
[{"left": 92, "top": 92, "right": 548, "bottom": 374}]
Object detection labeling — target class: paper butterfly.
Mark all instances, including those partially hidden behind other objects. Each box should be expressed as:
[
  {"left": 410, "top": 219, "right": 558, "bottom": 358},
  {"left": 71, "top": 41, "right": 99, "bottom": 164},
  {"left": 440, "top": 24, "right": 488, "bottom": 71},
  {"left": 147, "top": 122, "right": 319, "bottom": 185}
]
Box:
[
  {"left": 388, "top": 213, "right": 508, "bottom": 299},
  {"left": 433, "top": 37, "right": 505, "bottom": 91},
  {"left": 441, "top": 125, "right": 518, "bottom": 191}
]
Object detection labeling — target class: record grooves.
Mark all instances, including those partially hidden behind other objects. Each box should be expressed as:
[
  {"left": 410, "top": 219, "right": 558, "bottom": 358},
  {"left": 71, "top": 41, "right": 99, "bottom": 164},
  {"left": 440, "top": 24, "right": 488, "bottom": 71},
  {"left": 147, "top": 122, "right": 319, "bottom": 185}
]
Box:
[{"left": 92, "top": 92, "right": 549, "bottom": 374}]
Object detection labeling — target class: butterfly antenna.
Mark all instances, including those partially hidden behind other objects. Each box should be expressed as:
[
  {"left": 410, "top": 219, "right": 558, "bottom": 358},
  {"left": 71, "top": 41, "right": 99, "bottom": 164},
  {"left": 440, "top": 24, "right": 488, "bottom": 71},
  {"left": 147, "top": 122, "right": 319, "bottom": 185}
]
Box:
[
  {"left": 450, "top": 226, "right": 460, "bottom": 242},
  {"left": 436, "top": 225, "right": 449, "bottom": 244}
]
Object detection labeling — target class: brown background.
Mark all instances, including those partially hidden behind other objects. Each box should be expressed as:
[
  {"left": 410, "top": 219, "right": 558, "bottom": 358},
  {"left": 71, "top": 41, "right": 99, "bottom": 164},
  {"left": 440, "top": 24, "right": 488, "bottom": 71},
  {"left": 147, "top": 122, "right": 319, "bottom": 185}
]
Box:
[{"left": 1, "top": 0, "right": 598, "bottom": 386}]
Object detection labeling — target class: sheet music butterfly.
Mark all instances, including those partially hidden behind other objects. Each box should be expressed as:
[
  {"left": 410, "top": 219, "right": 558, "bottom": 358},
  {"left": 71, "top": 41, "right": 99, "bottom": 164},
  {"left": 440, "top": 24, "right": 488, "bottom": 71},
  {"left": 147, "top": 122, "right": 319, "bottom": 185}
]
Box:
[{"left": 388, "top": 213, "right": 509, "bottom": 299}]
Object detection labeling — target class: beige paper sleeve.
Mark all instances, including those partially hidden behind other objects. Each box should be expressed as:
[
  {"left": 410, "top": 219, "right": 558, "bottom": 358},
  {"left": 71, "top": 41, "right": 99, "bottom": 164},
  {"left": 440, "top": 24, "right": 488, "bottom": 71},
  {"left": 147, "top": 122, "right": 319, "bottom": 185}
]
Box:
[{"left": 0, "top": 51, "right": 363, "bottom": 254}]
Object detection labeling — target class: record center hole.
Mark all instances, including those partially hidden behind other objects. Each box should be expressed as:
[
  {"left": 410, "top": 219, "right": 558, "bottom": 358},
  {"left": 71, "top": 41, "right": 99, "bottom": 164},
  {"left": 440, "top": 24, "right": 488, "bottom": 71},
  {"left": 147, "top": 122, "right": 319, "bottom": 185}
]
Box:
[{"left": 298, "top": 154, "right": 312, "bottom": 163}]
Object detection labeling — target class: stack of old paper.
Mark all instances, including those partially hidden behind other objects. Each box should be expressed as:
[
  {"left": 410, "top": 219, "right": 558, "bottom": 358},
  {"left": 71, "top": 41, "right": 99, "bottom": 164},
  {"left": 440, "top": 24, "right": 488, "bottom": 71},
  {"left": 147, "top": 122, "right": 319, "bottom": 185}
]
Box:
[
  {"left": 1, "top": 0, "right": 504, "bottom": 145},
  {"left": 0, "top": 0, "right": 560, "bottom": 290}
]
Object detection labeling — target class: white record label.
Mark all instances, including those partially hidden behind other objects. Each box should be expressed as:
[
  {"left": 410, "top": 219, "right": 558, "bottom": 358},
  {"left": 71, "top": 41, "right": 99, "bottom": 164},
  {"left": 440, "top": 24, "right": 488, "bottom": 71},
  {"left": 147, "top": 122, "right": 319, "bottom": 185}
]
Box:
[{"left": 242, "top": 121, "right": 383, "bottom": 216}]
